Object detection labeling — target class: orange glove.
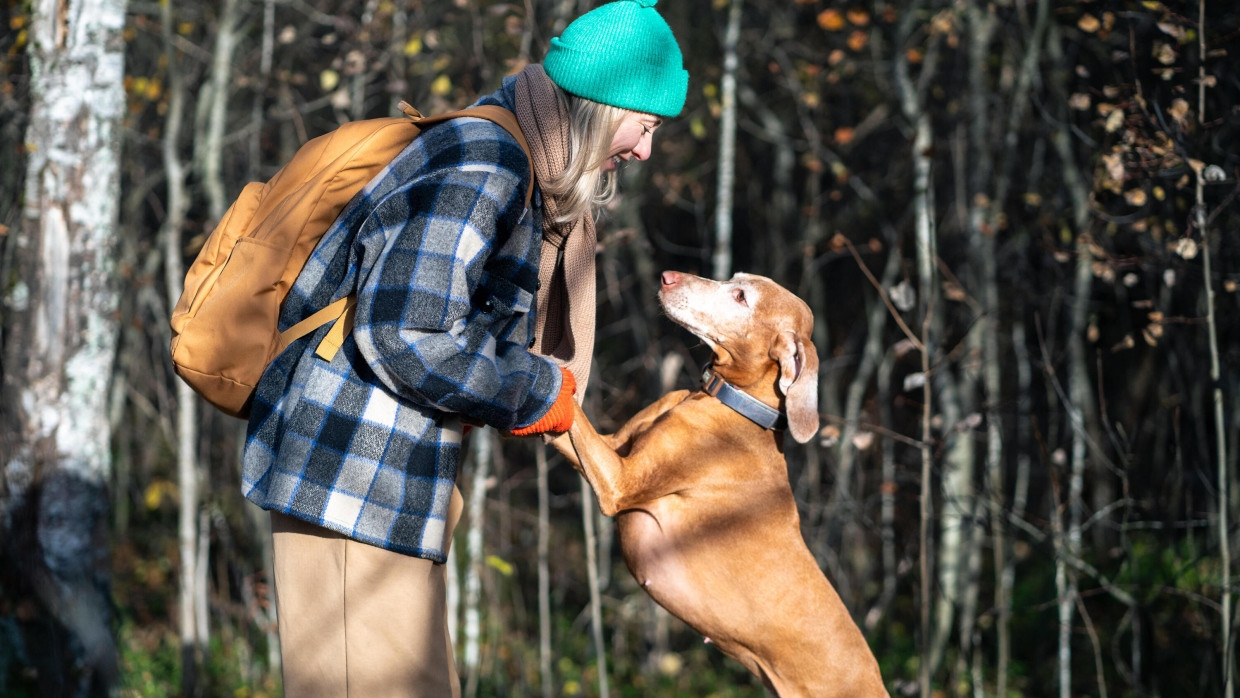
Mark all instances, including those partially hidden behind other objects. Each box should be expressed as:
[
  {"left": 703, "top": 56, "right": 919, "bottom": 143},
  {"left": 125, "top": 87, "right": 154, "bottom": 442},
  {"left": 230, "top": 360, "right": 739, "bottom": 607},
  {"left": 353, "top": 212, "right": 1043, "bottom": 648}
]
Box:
[{"left": 509, "top": 367, "right": 576, "bottom": 436}]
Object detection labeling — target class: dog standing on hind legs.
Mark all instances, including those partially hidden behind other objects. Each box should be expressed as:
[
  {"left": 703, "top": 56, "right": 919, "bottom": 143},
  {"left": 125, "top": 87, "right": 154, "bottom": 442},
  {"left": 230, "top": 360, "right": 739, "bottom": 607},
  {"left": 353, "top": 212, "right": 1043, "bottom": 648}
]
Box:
[{"left": 552, "top": 270, "right": 888, "bottom": 697}]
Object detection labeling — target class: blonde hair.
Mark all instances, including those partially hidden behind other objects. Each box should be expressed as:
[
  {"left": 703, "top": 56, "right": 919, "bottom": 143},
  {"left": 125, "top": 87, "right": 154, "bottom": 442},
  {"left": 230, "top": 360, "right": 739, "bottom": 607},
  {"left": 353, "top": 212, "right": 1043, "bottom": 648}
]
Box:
[{"left": 539, "top": 91, "right": 628, "bottom": 226}]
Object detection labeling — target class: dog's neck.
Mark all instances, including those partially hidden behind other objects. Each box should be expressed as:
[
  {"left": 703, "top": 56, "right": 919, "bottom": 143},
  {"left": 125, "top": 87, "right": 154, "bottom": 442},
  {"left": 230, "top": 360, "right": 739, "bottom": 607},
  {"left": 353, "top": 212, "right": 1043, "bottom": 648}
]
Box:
[{"left": 700, "top": 366, "right": 787, "bottom": 431}]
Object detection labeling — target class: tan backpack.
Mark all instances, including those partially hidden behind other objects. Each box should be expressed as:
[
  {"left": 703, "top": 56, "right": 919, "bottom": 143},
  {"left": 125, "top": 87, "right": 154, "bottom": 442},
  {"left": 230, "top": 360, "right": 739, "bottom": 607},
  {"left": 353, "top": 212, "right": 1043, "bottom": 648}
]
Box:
[{"left": 169, "top": 103, "right": 533, "bottom": 419}]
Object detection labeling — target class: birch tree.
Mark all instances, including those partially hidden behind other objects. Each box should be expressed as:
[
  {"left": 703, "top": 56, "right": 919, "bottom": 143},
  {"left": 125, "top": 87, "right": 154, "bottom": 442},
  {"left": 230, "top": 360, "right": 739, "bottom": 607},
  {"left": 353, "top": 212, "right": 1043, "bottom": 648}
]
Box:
[{"left": 0, "top": 0, "right": 128, "bottom": 692}]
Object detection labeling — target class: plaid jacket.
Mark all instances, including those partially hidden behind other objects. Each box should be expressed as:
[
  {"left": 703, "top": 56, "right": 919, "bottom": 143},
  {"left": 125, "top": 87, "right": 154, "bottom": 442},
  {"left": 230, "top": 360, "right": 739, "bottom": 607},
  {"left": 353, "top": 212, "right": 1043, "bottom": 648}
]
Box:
[{"left": 242, "top": 83, "right": 560, "bottom": 561}]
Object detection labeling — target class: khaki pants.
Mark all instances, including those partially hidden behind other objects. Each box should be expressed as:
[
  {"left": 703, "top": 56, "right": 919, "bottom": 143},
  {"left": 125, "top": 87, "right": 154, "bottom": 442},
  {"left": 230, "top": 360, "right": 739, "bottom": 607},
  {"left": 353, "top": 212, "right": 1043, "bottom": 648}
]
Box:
[{"left": 271, "top": 487, "right": 465, "bottom": 697}]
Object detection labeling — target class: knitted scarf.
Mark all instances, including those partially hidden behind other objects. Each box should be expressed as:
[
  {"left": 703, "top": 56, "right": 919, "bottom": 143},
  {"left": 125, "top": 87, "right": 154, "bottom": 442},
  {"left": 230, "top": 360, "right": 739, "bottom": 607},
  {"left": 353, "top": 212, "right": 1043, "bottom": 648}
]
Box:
[{"left": 512, "top": 64, "right": 596, "bottom": 397}]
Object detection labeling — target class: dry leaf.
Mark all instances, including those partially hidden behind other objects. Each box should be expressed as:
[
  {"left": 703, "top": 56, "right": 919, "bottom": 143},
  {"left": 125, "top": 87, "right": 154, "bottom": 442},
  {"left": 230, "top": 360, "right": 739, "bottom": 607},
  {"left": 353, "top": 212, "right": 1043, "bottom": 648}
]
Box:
[
  {"left": 1078, "top": 14, "right": 1100, "bottom": 33},
  {"left": 1154, "top": 42, "right": 1177, "bottom": 65},
  {"left": 851, "top": 432, "right": 875, "bottom": 450},
  {"left": 1102, "top": 152, "right": 1125, "bottom": 182},
  {"left": 903, "top": 372, "right": 926, "bottom": 392},
  {"left": 1176, "top": 237, "right": 1199, "bottom": 259},
  {"left": 817, "top": 9, "right": 845, "bottom": 31},
  {"left": 1167, "top": 98, "right": 1190, "bottom": 128},
  {"left": 847, "top": 30, "right": 869, "bottom": 52},
  {"left": 1105, "top": 109, "right": 1124, "bottom": 133}
]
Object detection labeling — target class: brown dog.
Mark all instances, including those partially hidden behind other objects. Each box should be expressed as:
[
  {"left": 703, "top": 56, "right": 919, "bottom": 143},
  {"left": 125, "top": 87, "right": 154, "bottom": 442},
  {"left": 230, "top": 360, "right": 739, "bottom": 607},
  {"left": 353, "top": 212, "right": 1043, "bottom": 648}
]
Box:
[{"left": 553, "top": 271, "right": 887, "bottom": 697}]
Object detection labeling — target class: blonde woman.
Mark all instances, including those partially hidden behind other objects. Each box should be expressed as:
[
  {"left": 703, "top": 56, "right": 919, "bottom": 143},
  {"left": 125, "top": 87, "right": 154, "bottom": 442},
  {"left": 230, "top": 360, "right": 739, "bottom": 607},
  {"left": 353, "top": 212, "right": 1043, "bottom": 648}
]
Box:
[{"left": 240, "top": 0, "right": 688, "bottom": 694}]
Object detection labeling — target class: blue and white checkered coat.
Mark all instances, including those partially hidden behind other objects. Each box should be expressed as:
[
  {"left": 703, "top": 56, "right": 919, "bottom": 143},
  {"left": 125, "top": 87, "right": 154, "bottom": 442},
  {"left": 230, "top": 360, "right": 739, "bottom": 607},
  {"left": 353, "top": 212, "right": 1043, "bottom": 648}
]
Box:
[{"left": 242, "top": 84, "right": 560, "bottom": 561}]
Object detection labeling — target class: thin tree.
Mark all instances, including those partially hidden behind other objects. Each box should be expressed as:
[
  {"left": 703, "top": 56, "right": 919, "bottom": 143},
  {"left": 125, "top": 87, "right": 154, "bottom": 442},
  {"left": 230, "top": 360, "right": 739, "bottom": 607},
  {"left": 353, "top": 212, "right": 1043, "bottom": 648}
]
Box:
[
  {"left": 158, "top": 0, "right": 206, "bottom": 691},
  {"left": 711, "top": 0, "right": 741, "bottom": 280},
  {"left": 895, "top": 3, "right": 943, "bottom": 692},
  {"left": 1196, "top": 1, "right": 1232, "bottom": 693},
  {"left": 537, "top": 445, "right": 554, "bottom": 698}
]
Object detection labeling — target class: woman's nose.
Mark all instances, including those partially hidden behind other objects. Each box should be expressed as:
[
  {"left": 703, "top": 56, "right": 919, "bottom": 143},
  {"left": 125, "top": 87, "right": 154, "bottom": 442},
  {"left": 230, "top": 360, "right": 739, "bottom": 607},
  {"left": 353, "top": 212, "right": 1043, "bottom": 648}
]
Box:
[{"left": 632, "top": 138, "right": 652, "bottom": 161}]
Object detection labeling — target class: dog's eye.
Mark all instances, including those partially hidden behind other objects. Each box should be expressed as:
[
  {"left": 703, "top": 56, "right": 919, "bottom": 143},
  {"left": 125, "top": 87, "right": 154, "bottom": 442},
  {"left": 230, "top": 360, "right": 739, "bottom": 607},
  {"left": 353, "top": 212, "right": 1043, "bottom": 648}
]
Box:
[{"left": 732, "top": 288, "right": 747, "bottom": 306}]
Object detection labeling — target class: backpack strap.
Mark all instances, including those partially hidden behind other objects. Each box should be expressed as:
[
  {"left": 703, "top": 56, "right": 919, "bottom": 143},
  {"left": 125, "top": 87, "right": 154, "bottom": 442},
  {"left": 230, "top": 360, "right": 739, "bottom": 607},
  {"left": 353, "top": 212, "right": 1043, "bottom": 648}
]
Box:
[{"left": 294, "top": 103, "right": 536, "bottom": 365}]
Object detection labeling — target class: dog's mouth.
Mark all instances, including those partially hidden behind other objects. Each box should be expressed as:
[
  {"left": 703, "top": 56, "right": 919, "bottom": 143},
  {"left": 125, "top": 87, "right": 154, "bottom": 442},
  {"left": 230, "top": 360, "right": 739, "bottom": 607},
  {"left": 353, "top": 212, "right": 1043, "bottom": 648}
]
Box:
[{"left": 658, "top": 290, "right": 723, "bottom": 348}]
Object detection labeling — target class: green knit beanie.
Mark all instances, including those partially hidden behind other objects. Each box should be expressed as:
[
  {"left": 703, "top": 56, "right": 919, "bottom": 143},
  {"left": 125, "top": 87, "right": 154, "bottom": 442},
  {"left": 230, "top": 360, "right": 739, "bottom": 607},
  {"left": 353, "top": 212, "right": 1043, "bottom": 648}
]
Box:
[{"left": 543, "top": 0, "right": 689, "bottom": 118}]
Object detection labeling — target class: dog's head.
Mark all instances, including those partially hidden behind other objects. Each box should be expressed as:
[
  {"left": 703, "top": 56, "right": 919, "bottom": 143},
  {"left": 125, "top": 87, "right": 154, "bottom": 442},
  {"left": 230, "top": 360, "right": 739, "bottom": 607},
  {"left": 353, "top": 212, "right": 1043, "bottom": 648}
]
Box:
[{"left": 658, "top": 271, "right": 820, "bottom": 443}]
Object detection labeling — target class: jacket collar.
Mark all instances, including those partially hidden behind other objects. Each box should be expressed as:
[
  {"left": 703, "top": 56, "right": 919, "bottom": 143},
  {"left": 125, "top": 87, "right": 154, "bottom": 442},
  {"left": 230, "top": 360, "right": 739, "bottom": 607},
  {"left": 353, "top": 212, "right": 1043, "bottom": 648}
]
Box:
[{"left": 700, "top": 366, "right": 787, "bottom": 431}]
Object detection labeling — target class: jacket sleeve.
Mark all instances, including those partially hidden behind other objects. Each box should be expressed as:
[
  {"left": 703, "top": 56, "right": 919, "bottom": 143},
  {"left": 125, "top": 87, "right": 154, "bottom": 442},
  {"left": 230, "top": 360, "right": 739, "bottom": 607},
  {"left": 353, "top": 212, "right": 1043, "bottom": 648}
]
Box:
[{"left": 350, "top": 119, "right": 560, "bottom": 431}]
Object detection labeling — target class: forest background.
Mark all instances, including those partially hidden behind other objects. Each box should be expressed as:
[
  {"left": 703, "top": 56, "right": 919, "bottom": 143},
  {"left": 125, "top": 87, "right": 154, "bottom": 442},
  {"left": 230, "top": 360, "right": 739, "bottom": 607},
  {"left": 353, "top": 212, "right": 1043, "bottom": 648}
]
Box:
[{"left": 2, "top": 0, "right": 1239, "bottom": 696}]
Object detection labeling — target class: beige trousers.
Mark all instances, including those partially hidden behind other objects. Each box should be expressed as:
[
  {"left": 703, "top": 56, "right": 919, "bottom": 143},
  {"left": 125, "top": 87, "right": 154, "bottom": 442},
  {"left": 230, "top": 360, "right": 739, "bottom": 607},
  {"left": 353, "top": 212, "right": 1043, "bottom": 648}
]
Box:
[{"left": 270, "top": 487, "right": 464, "bottom": 697}]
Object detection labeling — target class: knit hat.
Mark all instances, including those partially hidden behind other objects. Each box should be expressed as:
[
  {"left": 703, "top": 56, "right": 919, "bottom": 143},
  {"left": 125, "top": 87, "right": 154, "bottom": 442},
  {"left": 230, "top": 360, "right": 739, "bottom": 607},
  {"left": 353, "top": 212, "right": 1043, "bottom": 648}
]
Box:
[{"left": 542, "top": 0, "right": 689, "bottom": 118}]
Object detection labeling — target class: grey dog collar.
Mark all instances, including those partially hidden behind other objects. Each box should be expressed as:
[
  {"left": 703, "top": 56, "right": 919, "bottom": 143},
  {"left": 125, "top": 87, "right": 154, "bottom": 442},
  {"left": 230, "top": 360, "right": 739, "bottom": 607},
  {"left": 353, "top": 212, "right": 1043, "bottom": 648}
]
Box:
[{"left": 700, "top": 367, "right": 787, "bottom": 431}]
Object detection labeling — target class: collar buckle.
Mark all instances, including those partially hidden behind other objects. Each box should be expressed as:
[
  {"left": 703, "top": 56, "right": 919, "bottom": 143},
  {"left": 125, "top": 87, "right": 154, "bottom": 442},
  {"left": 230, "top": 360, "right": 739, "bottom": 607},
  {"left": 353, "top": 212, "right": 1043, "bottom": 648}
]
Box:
[{"left": 701, "top": 367, "right": 726, "bottom": 397}]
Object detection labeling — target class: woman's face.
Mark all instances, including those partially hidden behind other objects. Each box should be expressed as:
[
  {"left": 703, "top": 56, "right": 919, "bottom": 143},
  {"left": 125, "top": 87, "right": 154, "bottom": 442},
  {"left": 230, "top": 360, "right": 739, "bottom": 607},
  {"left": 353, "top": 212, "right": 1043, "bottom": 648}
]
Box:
[{"left": 605, "top": 111, "right": 663, "bottom": 170}]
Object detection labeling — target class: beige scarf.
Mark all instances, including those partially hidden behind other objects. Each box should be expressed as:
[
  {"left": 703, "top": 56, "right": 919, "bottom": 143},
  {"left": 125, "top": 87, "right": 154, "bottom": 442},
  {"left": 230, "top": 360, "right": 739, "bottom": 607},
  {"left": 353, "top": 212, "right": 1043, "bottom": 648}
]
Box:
[{"left": 512, "top": 65, "right": 597, "bottom": 397}]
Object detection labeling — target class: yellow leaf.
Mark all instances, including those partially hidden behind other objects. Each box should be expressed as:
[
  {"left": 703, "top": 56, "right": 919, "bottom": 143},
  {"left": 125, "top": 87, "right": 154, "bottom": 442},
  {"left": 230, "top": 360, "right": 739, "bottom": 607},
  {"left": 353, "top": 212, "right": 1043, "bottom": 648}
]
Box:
[
  {"left": 430, "top": 74, "right": 452, "bottom": 96},
  {"left": 689, "top": 116, "right": 707, "bottom": 140},
  {"left": 847, "top": 9, "right": 870, "bottom": 26},
  {"left": 1078, "top": 14, "right": 1100, "bottom": 33},
  {"left": 320, "top": 69, "right": 340, "bottom": 91},
  {"left": 143, "top": 481, "right": 173, "bottom": 510},
  {"left": 403, "top": 35, "right": 423, "bottom": 56},
  {"left": 486, "top": 554, "right": 514, "bottom": 576}
]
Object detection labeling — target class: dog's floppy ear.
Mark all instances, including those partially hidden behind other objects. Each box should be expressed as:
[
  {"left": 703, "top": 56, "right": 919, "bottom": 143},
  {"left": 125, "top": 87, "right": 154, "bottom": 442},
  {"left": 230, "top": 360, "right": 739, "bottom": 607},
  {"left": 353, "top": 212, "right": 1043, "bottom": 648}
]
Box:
[{"left": 770, "top": 330, "right": 820, "bottom": 443}]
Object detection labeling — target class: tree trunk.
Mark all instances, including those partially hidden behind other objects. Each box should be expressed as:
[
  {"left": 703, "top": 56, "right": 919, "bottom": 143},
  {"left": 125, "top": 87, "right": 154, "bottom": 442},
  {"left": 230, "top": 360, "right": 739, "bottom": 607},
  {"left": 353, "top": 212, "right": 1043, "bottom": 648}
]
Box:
[
  {"left": 582, "top": 480, "right": 611, "bottom": 698},
  {"left": 1195, "top": 0, "right": 1233, "bottom": 690},
  {"left": 0, "top": 0, "right": 128, "bottom": 693},
  {"left": 158, "top": 1, "right": 206, "bottom": 691},
  {"left": 711, "top": 0, "right": 741, "bottom": 280},
  {"left": 463, "top": 429, "right": 493, "bottom": 698},
  {"left": 895, "top": 5, "right": 942, "bottom": 691},
  {"left": 537, "top": 445, "right": 553, "bottom": 698}
]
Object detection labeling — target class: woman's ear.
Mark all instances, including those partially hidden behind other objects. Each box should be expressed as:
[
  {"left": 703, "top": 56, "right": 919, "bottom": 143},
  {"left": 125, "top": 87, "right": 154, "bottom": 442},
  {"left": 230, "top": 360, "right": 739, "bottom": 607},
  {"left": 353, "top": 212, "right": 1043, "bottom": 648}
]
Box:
[{"left": 770, "top": 330, "right": 820, "bottom": 443}]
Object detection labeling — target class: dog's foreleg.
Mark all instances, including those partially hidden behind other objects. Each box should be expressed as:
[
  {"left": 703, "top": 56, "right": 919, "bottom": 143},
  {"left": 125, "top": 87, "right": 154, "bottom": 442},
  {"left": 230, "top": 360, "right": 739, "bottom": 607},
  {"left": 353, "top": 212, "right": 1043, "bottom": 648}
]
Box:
[{"left": 564, "top": 401, "right": 692, "bottom": 517}]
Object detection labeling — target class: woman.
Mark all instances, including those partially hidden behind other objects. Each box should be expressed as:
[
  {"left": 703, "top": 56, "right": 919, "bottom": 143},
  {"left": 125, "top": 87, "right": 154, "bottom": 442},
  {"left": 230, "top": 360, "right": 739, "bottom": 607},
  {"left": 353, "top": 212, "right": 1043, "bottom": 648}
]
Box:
[{"left": 240, "top": 0, "right": 688, "bottom": 694}]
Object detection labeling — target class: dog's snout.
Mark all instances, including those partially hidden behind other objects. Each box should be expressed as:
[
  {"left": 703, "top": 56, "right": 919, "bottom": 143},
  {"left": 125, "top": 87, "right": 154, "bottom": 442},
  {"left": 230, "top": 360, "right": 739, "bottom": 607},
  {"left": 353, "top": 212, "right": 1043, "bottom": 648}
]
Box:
[{"left": 661, "top": 271, "right": 681, "bottom": 288}]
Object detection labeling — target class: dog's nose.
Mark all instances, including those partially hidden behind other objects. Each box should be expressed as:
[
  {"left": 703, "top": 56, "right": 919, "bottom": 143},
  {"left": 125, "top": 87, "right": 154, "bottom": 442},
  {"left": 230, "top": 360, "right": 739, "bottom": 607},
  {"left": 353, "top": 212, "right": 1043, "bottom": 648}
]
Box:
[{"left": 661, "top": 271, "right": 681, "bottom": 288}]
